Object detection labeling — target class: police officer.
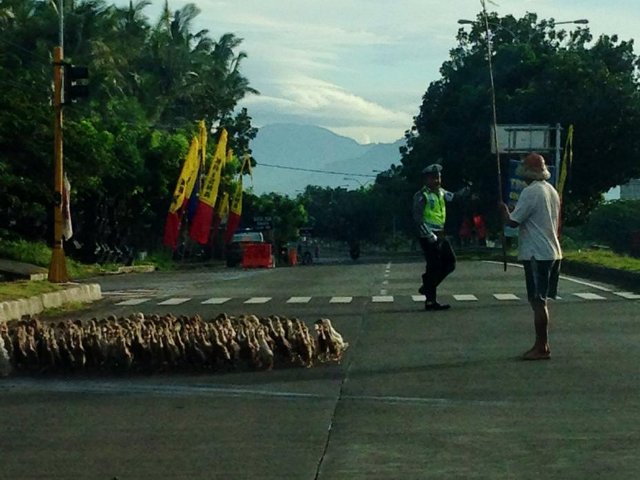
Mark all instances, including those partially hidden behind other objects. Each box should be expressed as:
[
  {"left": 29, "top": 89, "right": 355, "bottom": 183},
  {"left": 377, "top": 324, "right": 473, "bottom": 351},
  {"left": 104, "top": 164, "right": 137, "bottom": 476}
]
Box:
[{"left": 413, "top": 163, "right": 467, "bottom": 311}]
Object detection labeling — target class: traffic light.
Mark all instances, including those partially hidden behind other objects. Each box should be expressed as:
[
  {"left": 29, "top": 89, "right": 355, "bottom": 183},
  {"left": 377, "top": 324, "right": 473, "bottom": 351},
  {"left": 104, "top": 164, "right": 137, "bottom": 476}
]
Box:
[{"left": 63, "top": 64, "right": 89, "bottom": 104}]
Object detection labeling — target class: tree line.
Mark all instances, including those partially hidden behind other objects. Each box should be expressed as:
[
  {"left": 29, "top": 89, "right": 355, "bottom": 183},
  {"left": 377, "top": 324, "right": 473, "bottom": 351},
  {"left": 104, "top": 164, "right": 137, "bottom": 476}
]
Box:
[
  {"left": 0, "top": 0, "right": 257, "bottom": 260},
  {"left": 1, "top": 5, "right": 639, "bottom": 260}
]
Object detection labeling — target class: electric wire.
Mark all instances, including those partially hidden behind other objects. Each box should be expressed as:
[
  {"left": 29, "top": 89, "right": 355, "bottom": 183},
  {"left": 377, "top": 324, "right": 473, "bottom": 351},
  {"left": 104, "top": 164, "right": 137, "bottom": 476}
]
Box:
[{"left": 256, "top": 162, "right": 377, "bottom": 178}]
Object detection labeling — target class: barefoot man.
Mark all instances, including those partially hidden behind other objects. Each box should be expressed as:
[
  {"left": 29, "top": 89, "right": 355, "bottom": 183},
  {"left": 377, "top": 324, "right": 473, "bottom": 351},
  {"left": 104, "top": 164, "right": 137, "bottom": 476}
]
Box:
[{"left": 499, "top": 153, "right": 562, "bottom": 360}]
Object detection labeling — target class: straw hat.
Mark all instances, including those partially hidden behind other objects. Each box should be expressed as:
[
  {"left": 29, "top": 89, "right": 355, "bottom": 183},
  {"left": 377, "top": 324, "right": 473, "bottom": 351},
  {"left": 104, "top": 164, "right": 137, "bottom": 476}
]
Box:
[{"left": 516, "top": 153, "right": 551, "bottom": 181}]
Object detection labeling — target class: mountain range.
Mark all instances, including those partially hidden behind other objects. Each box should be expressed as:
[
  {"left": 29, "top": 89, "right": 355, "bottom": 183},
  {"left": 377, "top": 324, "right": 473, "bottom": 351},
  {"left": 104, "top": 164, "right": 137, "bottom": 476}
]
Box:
[{"left": 247, "top": 124, "right": 404, "bottom": 195}]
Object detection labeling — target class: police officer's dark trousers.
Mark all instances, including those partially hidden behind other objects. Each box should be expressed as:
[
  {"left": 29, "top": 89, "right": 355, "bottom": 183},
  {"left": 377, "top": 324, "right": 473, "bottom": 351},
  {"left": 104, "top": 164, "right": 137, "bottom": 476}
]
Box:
[{"left": 419, "top": 236, "right": 456, "bottom": 302}]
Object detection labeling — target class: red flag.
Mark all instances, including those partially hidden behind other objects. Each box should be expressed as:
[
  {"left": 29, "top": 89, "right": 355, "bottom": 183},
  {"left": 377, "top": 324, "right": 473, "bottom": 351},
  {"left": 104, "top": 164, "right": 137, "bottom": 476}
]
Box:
[
  {"left": 163, "top": 211, "right": 182, "bottom": 250},
  {"left": 189, "top": 130, "right": 228, "bottom": 244}
]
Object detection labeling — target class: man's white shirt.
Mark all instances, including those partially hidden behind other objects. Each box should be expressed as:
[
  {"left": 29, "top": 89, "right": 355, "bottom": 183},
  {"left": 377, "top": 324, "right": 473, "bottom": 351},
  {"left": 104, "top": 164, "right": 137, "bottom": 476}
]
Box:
[{"left": 509, "top": 180, "right": 562, "bottom": 261}]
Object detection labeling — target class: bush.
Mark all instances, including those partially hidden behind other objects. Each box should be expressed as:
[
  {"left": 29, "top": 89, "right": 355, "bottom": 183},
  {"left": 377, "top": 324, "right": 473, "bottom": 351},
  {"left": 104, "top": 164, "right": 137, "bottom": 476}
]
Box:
[
  {"left": 0, "top": 239, "right": 52, "bottom": 266},
  {"left": 584, "top": 200, "right": 640, "bottom": 253}
]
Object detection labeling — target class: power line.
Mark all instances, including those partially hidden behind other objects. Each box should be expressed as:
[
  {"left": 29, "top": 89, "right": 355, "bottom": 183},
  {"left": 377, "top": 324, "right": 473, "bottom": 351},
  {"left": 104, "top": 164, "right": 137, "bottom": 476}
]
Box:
[
  {"left": 256, "top": 162, "right": 377, "bottom": 178},
  {"left": 0, "top": 37, "right": 52, "bottom": 67}
]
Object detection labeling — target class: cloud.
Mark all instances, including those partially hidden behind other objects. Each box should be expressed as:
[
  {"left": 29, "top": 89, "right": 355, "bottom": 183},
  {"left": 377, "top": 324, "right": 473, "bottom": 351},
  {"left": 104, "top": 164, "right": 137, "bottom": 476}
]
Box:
[
  {"left": 114, "top": 0, "right": 640, "bottom": 143},
  {"left": 241, "top": 75, "right": 411, "bottom": 141}
]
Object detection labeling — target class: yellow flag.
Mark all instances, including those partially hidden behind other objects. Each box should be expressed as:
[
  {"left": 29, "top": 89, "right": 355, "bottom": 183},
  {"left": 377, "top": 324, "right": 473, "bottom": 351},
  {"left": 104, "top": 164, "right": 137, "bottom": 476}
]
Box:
[
  {"left": 230, "top": 175, "right": 243, "bottom": 216},
  {"left": 216, "top": 191, "right": 230, "bottom": 219},
  {"left": 169, "top": 136, "right": 200, "bottom": 213},
  {"left": 199, "top": 128, "right": 228, "bottom": 207},
  {"left": 241, "top": 153, "right": 253, "bottom": 180}
]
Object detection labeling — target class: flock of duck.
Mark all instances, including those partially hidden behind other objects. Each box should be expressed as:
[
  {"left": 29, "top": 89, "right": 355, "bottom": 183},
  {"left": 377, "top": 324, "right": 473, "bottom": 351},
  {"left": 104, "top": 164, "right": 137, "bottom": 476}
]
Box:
[{"left": 0, "top": 313, "right": 349, "bottom": 377}]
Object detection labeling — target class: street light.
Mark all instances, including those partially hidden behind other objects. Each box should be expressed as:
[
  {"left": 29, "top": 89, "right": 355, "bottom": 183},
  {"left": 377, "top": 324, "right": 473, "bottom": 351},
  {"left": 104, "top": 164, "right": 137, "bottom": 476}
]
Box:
[
  {"left": 343, "top": 177, "right": 373, "bottom": 188},
  {"left": 457, "top": 18, "right": 588, "bottom": 40},
  {"left": 458, "top": 18, "right": 588, "bottom": 26}
]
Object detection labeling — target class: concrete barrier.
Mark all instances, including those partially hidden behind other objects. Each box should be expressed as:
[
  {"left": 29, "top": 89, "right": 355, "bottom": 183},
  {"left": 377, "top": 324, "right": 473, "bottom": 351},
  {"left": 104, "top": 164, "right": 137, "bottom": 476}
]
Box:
[{"left": 0, "top": 283, "right": 102, "bottom": 322}]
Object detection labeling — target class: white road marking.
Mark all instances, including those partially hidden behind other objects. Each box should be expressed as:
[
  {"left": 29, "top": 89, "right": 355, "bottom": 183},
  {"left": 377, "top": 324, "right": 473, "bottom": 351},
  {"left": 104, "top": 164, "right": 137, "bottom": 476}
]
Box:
[
  {"left": 2, "top": 380, "right": 509, "bottom": 406},
  {"left": 453, "top": 294, "right": 478, "bottom": 301},
  {"left": 111, "top": 290, "right": 636, "bottom": 308},
  {"left": 158, "top": 298, "right": 191, "bottom": 305},
  {"left": 244, "top": 297, "right": 272, "bottom": 304},
  {"left": 494, "top": 293, "right": 520, "bottom": 300},
  {"left": 202, "top": 297, "right": 231, "bottom": 305},
  {"left": 382, "top": 280, "right": 389, "bottom": 285},
  {"left": 559, "top": 275, "right": 612, "bottom": 292},
  {"left": 372, "top": 296, "right": 394, "bottom": 303},
  {"left": 103, "top": 288, "right": 157, "bottom": 296},
  {"left": 573, "top": 292, "right": 607, "bottom": 300},
  {"left": 483, "top": 260, "right": 613, "bottom": 292},
  {"left": 286, "top": 296, "right": 312, "bottom": 304},
  {"left": 330, "top": 296, "right": 353, "bottom": 304},
  {"left": 614, "top": 291, "right": 640, "bottom": 300},
  {"left": 115, "top": 298, "right": 152, "bottom": 306}
]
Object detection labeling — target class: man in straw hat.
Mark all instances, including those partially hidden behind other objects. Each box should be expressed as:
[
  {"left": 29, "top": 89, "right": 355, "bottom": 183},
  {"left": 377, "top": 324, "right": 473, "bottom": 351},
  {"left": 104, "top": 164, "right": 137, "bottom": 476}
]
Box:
[
  {"left": 499, "top": 152, "right": 562, "bottom": 360},
  {"left": 413, "top": 162, "right": 469, "bottom": 311}
]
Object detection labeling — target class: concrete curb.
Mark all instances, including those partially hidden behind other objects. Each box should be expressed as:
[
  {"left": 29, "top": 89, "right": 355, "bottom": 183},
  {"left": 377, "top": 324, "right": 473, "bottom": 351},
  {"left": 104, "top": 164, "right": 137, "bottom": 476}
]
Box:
[{"left": 0, "top": 283, "right": 102, "bottom": 322}]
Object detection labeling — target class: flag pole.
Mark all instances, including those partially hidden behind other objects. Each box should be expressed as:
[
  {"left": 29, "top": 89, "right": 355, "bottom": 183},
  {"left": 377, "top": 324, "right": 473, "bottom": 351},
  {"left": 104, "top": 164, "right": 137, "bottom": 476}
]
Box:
[
  {"left": 48, "top": 0, "right": 69, "bottom": 282},
  {"left": 480, "top": 0, "right": 507, "bottom": 271}
]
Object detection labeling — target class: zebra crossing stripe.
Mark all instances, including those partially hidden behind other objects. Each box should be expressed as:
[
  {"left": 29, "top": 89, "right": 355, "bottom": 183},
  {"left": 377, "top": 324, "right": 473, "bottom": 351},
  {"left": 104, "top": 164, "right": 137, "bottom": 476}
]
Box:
[
  {"left": 614, "top": 291, "right": 640, "bottom": 300},
  {"left": 202, "top": 297, "right": 231, "bottom": 305},
  {"left": 330, "top": 296, "right": 353, "bottom": 304},
  {"left": 453, "top": 294, "right": 478, "bottom": 301},
  {"left": 372, "top": 295, "right": 394, "bottom": 303},
  {"left": 287, "top": 296, "right": 312, "bottom": 304},
  {"left": 494, "top": 294, "right": 520, "bottom": 300},
  {"left": 158, "top": 298, "right": 191, "bottom": 305},
  {"left": 108, "top": 291, "right": 634, "bottom": 307},
  {"left": 115, "top": 298, "right": 152, "bottom": 306},
  {"left": 573, "top": 292, "right": 606, "bottom": 300},
  {"left": 244, "top": 297, "right": 272, "bottom": 304}
]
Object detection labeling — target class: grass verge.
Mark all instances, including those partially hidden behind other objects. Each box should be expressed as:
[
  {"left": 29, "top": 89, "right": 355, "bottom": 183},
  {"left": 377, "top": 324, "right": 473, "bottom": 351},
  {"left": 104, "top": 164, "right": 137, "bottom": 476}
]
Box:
[
  {"left": 564, "top": 249, "right": 640, "bottom": 272},
  {"left": 0, "top": 280, "right": 67, "bottom": 302}
]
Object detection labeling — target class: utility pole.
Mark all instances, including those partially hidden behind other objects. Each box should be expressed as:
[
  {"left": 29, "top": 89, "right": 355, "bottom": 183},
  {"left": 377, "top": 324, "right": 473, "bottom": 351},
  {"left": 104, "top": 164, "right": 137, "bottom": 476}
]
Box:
[{"left": 48, "top": 0, "right": 68, "bottom": 282}]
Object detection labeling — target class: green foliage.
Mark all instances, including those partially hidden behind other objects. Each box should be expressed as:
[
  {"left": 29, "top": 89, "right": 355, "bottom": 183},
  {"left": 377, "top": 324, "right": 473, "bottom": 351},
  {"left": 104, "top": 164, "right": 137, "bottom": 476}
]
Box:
[
  {"left": 243, "top": 192, "right": 309, "bottom": 245},
  {"left": 0, "top": 239, "right": 53, "bottom": 266},
  {"left": 401, "top": 12, "right": 640, "bottom": 225},
  {"left": 564, "top": 249, "right": 640, "bottom": 272},
  {"left": 583, "top": 200, "right": 640, "bottom": 253},
  {"left": 0, "top": 0, "right": 257, "bottom": 255}
]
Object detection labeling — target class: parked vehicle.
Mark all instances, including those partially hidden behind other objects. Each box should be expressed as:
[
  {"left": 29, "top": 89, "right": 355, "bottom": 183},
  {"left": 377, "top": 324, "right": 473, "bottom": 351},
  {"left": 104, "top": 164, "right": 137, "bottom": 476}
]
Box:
[{"left": 226, "top": 230, "right": 265, "bottom": 267}]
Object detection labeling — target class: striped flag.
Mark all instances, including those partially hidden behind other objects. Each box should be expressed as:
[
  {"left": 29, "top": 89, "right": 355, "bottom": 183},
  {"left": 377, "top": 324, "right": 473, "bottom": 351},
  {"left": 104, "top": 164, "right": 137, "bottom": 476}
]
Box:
[
  {"left": 189, "top": 129, "right": 228, "bottom": 244},
  {"left": 163, "top": 136, "right": 201, "bottom": 249},
  {"left": 223, "top": 155, "right": 250, "bottom": 244},
  {"left": 557, "top": 124, "right": 574, "bottom": 236},
  {"left": 209, "top": 191, "right": 230, "bottom": 244}
]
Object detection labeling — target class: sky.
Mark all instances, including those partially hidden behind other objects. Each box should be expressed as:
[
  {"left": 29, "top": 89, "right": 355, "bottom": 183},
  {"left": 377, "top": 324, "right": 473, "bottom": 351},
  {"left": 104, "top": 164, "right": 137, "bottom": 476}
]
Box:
[{"left": 113, "top": 0, "right": 639, "bottom": 145}]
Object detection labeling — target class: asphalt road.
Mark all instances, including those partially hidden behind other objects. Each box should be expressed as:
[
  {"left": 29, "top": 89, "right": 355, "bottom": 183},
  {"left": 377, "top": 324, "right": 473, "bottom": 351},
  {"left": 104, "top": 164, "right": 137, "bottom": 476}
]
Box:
[{"left": 1, "top": 259, "right": 639, "bottom": 479}]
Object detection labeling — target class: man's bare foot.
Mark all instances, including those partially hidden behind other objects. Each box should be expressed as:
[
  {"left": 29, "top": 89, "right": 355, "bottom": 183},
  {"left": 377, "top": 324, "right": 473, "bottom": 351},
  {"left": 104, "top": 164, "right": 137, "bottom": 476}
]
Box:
[{"left": 522, "top": 344, "right": 551, "bottom": 361}]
